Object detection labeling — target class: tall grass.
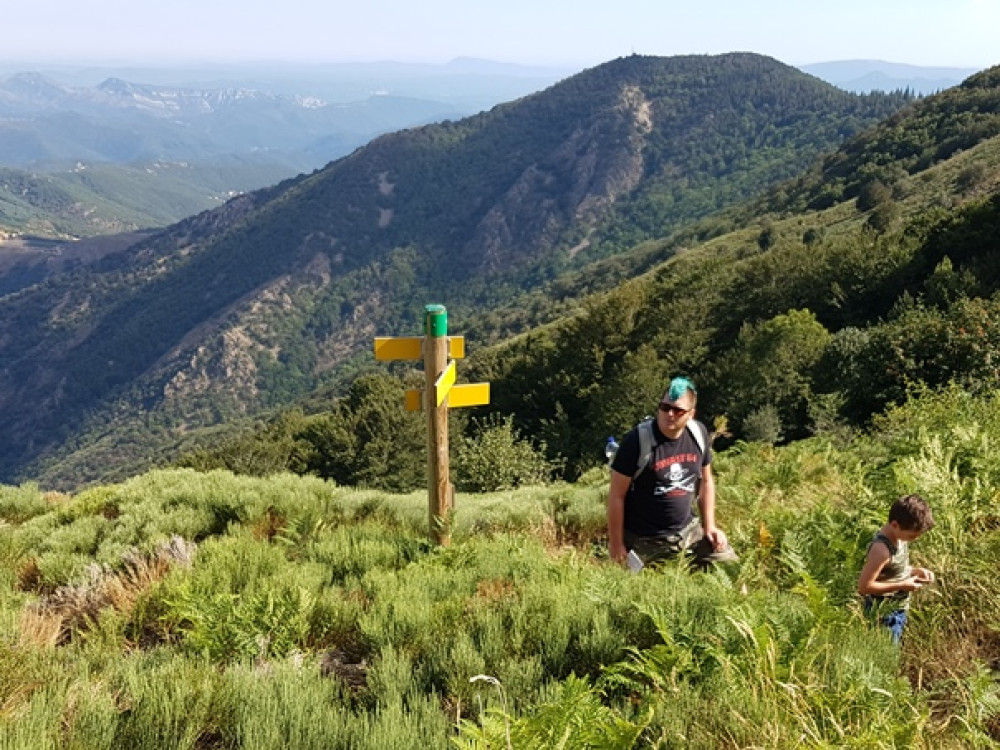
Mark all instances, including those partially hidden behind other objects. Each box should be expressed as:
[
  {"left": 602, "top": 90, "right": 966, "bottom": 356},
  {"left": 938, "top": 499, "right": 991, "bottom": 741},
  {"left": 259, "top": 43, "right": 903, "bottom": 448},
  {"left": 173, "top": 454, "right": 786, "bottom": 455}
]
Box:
[{"left": 0, "top": 389, "right": 998, "bottom": 747}]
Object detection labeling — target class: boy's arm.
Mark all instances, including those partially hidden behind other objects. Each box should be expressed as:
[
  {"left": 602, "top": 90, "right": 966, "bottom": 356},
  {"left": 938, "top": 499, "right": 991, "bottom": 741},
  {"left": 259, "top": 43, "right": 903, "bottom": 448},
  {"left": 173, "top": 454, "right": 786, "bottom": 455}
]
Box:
[{"left": 858, "top": 544, "right": 924, "bottom": 596}]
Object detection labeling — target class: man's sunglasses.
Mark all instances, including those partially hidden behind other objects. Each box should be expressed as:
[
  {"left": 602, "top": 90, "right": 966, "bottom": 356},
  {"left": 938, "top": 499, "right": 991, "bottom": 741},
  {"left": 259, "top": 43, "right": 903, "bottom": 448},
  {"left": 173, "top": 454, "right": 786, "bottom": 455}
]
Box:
[{"left": 658, "top": 402, "right": 691, "bottom": 417}]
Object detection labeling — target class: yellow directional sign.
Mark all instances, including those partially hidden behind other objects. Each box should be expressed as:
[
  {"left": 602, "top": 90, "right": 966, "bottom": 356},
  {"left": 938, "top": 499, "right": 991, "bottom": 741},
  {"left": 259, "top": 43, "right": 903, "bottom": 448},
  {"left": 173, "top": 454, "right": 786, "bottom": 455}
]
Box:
[
  {"left": 435, "top": 360, "right": 457, "bottom": 406},
  {"left": 374, "top": 336, "right": 465, "bottom": 361},
  {"left": 374, "top": 336, "right": 421, "bottom": 361},
  {"left": 448, "top": 382, "right": 490, "bottom": 408},
  {"left": 374, "top": 304, "right": 491, "bottom": 547},
  {"left": 405, "top": 389, "right": 423, "bottom": 412},
  {"left": 405, "top": 383, "right": 490, "bottom": 411}
]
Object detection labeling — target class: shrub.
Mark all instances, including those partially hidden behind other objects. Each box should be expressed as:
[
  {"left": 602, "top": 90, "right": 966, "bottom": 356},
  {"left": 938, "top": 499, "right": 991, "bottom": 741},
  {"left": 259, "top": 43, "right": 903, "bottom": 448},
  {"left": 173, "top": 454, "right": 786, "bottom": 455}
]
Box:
[
  {"left": 0, "top": 483, "right": 50, "bottom": 523},
  {"left": 453, "top": 415, "right": 558, "bottom": 492},
  {"left": 956, "top": 163, "right": 986, "bottom": 192},
  {"left": 857, "top": 179, "right": 892, "bottom": 212},
  {"left": 741, "top": 404, "right": 784, "bottom": 445}
]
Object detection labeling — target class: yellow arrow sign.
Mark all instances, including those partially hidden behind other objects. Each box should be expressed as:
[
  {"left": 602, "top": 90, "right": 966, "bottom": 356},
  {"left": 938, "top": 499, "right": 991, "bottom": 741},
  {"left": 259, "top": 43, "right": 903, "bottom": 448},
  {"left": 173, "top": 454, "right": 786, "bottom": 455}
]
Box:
[
  {"left": 374, "top": 336, "right": 465, "bottom": 361},
  {"left": 405, "top": 383, "right": 490, "bottom": 411},
  {"left": 448, "top": 382, "right": 490, "bottom": 408},
  {"left": 435, "top": 359, "right": 457, "bottom": 406},
  {"left": 374, "top": 336, "right": 421, "bottom": 361},
  {"left": 405, "top": 389, "right": 423, "bottom": 412}
]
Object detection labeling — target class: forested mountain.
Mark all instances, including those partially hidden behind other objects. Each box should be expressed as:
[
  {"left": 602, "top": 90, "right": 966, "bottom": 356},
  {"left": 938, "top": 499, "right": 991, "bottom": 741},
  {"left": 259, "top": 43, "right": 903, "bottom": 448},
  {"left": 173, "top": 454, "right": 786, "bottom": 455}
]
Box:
[
  {"left": 766, "top": 65, "right": 1000, "bottom": 213},
  {"left": 467, "top": 66, "right": 1000, "bottom": 478},
  {"left": 0, "top": 53, "right": 921, "bottom": 486},
  {"left": 169, "top": 62, "right": 1000, "bottom": 494}
]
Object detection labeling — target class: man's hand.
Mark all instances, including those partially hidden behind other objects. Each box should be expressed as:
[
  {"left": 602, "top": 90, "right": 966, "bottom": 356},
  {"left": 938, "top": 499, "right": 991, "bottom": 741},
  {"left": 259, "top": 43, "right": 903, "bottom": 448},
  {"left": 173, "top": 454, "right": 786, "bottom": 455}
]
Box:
[
  {"left": 609, "top": 540, "right": 628, "bottom": 564},
  {"left": 705, "top": 526, "right": 728, "bottom": 552}
]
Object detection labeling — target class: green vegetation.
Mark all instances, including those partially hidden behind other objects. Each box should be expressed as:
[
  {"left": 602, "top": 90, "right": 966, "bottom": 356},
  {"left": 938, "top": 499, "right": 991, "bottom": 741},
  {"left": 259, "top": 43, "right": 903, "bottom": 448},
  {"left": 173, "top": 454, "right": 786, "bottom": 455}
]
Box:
[
  {"left": 0, "top": 53, "right": 913, "bottom": 486},
  {"left": 1, "top": 385, "right": 998, "bottom": 747},
  {"left": 172, "top": 376, "right": 562, "bottom": 495},
  {"left": 467, "top": 148, "right": 1000, "bottom": 479},
  {"left": 0, "top": 161, "right": 292, "bottom": 239},
  {"left": 2, "top": 53, "right": 999, "bottom": 748}
]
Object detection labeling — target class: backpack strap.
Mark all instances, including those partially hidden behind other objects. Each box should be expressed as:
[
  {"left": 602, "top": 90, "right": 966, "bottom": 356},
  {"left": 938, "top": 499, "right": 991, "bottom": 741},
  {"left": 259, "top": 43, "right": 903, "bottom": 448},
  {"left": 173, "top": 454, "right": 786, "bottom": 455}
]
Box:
[
  {"left": 686, "top": 420, "right": 707, "bottom": 455},
  {"left": 633, "top": 418, "right": 707, "bottom": 481},
  {"left": 633, "top": 419, "right": 655, "bottom": 480}
]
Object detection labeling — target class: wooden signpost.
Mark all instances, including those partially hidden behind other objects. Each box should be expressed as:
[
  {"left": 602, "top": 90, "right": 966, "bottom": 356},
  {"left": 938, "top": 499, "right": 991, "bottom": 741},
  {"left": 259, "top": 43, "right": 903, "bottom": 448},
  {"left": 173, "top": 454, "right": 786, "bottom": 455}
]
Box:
[{"left": 374, "top": 304, "right": 490, "bottom": 545}]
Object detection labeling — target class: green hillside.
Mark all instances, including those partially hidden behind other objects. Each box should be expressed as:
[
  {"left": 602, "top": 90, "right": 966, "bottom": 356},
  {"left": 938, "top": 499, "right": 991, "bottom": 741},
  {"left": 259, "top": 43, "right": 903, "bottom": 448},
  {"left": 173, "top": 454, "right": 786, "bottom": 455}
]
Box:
[
  {"left": 3, "top": 56, "right": 998, "bottom": 749},
  {"left": 20, "top": 58, "right": 1000, "bottom": 493},
  {"left": 0, "top": 386, "right": 997, "bottom": 747},
  {"left": 463, "top": 191, "right": 997, "bottom": 475},
  {"left": 469, "top": 118, "right": 1000, "bottom": 479},
  {"left": 0, "top": 53, "right": 911, "bottom": 487},
  {"left": 773, "top": 64, "right": 1000, "bottom": 213},
  {"left": 0, "top": 160, "right": 295, "bottom": 239},
  {"left": 107, "top": 59, "right": 1000, "bottom": 502}
]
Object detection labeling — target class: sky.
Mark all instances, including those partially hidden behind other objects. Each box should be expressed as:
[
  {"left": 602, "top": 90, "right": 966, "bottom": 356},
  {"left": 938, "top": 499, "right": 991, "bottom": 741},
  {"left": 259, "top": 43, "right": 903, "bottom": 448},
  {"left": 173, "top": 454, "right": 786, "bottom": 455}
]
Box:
[{"left": 3, "top": 0, "right": 998, "bottom": 70}]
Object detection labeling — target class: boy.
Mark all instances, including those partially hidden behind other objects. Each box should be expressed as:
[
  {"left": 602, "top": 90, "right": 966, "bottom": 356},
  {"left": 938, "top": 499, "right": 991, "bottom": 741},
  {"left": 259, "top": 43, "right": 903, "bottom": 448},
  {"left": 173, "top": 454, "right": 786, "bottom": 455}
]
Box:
[{"left": 857, "top": 494, "right": 936, "bottom": 644}]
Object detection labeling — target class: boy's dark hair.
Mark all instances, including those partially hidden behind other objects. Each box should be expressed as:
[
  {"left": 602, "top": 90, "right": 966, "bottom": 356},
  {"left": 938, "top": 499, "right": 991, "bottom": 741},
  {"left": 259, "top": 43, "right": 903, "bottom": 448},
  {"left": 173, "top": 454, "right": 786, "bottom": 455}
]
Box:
[{"left": 889, "top": 494, "right": 935, "bottom": 532}]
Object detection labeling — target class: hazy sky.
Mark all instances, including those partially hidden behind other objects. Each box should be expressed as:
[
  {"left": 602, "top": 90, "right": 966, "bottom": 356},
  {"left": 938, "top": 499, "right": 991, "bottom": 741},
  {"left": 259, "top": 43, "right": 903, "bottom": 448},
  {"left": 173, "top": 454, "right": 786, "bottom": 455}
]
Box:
[{"left": 4, "top": 0, "right": 997, "bottom": 69}]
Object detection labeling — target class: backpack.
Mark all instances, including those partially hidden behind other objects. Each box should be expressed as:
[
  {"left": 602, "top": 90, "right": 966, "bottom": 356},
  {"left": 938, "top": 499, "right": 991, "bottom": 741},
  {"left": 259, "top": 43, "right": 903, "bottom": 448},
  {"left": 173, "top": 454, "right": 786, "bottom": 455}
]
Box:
[{"left": 632, "top": 418, "right": 707, "bottom": 480}]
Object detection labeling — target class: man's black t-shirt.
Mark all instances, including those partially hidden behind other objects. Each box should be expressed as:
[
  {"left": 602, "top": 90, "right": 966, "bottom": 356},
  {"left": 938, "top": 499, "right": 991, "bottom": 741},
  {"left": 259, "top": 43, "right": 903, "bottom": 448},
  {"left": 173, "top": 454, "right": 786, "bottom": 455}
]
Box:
[{"left": 610, "top": 420, "right": 712, "bottom": 537}]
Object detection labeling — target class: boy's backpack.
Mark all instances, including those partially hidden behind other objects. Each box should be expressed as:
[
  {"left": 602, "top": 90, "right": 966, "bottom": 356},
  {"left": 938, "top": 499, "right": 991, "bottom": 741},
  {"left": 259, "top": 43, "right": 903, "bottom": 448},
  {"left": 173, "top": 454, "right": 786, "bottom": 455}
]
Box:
[{"left": 632, "top": 418, "right": 707, "bottom": 480}]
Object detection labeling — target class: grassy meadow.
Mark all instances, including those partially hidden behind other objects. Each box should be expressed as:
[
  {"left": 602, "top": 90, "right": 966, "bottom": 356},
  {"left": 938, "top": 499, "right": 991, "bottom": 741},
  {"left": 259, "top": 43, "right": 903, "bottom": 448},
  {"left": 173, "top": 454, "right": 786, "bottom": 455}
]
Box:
[{"left": 1, "top": 387, "right": 998, "bottom": 749}]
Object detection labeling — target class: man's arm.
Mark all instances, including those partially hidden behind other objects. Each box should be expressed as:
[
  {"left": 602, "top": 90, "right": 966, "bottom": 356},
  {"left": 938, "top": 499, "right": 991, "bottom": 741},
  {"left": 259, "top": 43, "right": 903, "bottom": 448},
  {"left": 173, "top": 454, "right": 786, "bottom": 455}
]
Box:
[
  {"left": 697, "top": 464, "right": 727, "bottom": 551},
  {"left": 607, "top": 470, "right": 631, "bottom": 563}
]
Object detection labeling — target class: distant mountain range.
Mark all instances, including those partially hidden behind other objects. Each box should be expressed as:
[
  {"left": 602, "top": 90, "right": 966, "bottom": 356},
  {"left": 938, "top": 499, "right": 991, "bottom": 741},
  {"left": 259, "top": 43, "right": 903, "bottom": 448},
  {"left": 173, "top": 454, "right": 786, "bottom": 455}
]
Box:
[
  {"left": 0, "top": 58, "right": 983, "bottom": 241},
  {"left": 0, "top": 71, "right": 465, "bottom": 170},
  {"left": 0, "top": 57, "right": 574, "bottom": 111},
  {"left": 0, "top": 60, "right": 573, "bottom": 239},
  {"left": 800, "top": 60, "right": 982, "bottom": 94}
]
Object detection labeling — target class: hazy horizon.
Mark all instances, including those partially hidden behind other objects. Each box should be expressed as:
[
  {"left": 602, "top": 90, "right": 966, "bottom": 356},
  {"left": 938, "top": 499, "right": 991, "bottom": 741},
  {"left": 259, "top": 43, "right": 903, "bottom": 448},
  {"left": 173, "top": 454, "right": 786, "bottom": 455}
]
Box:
[{"left": 4, "top": 0, "right": 997, "bottom": 70}]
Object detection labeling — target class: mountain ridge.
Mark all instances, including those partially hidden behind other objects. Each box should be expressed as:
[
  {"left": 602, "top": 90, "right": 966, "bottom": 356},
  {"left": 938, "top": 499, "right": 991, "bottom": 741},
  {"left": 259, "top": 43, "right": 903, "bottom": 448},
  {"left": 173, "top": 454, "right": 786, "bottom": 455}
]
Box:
[
  {"left": 0, "top": 72, "right": 464, "bottom": 171},
  {"left": 800, "top": 59, "right": 981, "bottom": 94},
  {"left": 0, "top": 58, "right": 977, "bottom": 243},
  {"left": 0, "top": 53, "right": 917, "bottom": 485}
]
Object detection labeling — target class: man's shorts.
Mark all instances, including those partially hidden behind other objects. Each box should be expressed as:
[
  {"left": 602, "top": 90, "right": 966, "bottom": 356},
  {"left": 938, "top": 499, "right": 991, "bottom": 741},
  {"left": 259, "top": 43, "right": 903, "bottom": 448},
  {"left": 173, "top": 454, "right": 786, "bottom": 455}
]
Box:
[{"left": 625, "top": 519, "right": 739, "bottom": 570}]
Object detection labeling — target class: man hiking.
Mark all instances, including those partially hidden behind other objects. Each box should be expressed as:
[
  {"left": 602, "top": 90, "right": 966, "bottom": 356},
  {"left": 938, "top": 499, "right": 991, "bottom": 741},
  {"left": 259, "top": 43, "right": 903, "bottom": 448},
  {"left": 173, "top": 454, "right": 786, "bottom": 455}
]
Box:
[{"left": 607, "top": 377, "right": 737, "bottom": 569}]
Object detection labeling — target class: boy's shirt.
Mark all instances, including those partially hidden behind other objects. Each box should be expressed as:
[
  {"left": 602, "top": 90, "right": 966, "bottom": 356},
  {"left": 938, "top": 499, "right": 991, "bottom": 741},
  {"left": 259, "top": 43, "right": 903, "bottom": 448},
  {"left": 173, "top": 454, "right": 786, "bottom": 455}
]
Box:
[{"left": 866, "top": 530, "right": 913, "bottom": 607}]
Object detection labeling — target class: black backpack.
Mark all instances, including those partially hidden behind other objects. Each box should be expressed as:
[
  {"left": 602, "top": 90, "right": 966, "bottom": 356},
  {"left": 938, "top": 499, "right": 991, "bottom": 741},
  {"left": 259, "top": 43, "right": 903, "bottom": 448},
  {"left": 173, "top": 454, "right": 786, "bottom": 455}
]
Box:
[{"left": 631, "top": 418, "right": 707, "bottom": 480}]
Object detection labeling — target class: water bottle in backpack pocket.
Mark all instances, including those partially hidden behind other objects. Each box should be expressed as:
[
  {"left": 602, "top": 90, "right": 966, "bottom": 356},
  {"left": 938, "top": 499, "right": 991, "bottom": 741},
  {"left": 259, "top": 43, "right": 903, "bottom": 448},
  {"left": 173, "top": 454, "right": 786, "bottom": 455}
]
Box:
[{"left": 605, "top": 436, "right": 619, "bottom": 466}]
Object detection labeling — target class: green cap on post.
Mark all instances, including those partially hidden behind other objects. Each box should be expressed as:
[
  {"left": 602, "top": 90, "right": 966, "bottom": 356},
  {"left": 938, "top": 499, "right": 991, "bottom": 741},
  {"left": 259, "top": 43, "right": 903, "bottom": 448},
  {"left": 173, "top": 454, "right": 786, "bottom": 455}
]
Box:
[{"left": 425, "top": 304, "right": 448, "bottom": 338}]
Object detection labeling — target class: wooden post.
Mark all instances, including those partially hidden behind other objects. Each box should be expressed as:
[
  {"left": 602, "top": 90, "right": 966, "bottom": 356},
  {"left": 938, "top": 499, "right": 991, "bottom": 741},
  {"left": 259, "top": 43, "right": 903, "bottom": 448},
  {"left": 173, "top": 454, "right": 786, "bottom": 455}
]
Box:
[
  {"left": 424, "top": 304, "right": 453, "bottom": 545},
  {"left": 375, "top": 307, "right": 488, "bottom": 543}
]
